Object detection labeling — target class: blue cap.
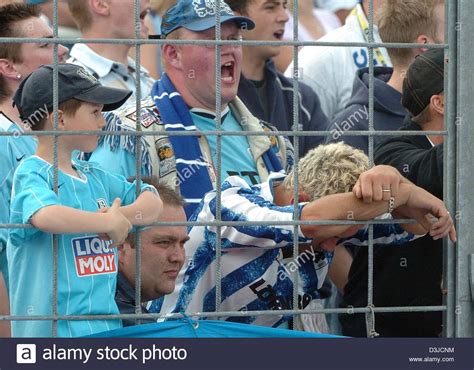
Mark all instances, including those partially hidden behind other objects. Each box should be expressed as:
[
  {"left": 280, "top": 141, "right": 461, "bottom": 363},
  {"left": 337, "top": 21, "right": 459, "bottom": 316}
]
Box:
[{"left": 161, "top": 0, "right": 255, "bottom": 37}]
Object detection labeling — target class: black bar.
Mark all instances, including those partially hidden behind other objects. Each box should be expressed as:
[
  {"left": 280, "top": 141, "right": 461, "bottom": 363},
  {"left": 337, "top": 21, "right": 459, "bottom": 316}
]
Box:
[{"left": 0, "top": 338, "right": 472, "bottom": 370}]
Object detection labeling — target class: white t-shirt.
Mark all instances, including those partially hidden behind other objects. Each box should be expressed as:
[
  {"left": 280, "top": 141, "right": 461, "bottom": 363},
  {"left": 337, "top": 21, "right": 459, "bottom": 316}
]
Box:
[
  {"left": 284, "top": 9, "right": 342, "bottom": 41},
  {"left": 285, "top": 8, "right": 392, "bottom": 120},
  {"left": 316, "top": 0, "right": 359, "bottom": 12}
]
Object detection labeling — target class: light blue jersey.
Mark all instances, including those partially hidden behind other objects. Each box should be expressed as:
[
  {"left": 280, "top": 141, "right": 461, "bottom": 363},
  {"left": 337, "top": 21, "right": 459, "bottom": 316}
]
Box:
[
  {"left": 88, "top": 141, "right": 139, "bottom": 178},
  {"left": 0, "top": 113, "right": 36, "bottom": 290},
  {"left": 151, "top": 173, "right": 416, "bottom": 327},
  {"left": 191, "top": 109, "right": 261, "bottom": 185},
  {"left": 8, "top": 156, "right": 154, "bottom": 337}
]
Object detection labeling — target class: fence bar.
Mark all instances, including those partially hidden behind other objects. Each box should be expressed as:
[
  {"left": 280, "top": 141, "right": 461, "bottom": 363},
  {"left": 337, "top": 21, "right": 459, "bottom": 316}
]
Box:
[
  {"left": 454, "top": 0, "right": 474, "bottom": 338},
  {"left": 0, "top": 304, "right": 447, "bottom": 322},
  {"left": 214, "top": 0, "right": 223, "bottom": 313},
  {"left": 50, "top": 0, "right": 60, "bottom": 338},
  {"left": 444, "top": 0, "right": 458, "bottom": 339},
  {"left": 0, "top": 36, "right": 448, "bottom": 49},
  {"left": 133, "top": 0, "right": 144, "bottom": 326},
  {"left": 0, "top": 130, "right": 450, "bottom": 137},
  {"left": 291, "top": 0, "right": 301, "bottom": 327}
]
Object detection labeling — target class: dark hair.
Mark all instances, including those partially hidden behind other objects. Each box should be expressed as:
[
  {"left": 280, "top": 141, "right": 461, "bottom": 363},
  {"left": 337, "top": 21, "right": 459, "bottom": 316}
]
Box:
[
  {"left": 225, "top": 0, "right": 250, "bottom": 14},
  {"left": 28, "top": 98, "right": 83, "bottom": 131},
  {"left": 0, "top": 4, "right": 41, "bottom": 101},
  {"left": 128, "top": 176, "right": 185, "bottom": 208},
  {"left": 125, "top": 178, "right": 185, "bottom": 248}
]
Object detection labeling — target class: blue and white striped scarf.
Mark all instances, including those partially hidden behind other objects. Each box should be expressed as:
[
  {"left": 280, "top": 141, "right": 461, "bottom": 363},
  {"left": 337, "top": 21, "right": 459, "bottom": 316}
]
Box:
[{"left": 151, "top": 73, "right": 213, "bottom": 217}]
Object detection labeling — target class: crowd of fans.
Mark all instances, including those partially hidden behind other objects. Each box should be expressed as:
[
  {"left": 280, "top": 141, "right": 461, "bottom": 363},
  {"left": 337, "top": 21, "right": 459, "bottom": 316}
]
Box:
[{"left": 0, "top": 0, "right": 453, "bottom": 338}]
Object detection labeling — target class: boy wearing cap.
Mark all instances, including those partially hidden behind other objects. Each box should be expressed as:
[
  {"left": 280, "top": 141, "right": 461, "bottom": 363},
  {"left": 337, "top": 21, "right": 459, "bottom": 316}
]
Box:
[
  {"left": 8, "top": 63, "right": 163, "bottom": 337},
  {"left": 89, "top": 0, "right": 293, "bottom": 218}
]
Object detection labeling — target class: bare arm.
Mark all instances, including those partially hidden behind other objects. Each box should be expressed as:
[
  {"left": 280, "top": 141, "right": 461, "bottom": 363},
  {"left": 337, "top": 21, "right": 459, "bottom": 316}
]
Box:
[
  {"left": 301, "top": 182, "right": 455, "bottom": 242},
  {"left": 300, "top": 191, "right": 401, "bottom": 239},
  {"left": 31, "top": 198, "right": 132, "bottom": 246},
  {"left": 353, "top": 165, "right": 455, "bottom": 242},
  {"left": 327, "top": 244, "right": 352, "bottom": 293},
  {"left": 119, "top": 190, "right": 163, "bottom": 226}
]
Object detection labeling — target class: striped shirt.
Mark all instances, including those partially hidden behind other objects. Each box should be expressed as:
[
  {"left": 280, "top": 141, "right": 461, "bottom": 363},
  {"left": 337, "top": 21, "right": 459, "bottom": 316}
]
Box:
[{"left": 150, "top": 173, "right": 415, "bottom": 327}]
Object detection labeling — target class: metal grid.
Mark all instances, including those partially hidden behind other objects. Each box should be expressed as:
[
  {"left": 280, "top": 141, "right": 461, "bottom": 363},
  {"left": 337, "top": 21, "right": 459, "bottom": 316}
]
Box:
[{"left": 0, "top": 0, "right": 471, "bottom": 338}]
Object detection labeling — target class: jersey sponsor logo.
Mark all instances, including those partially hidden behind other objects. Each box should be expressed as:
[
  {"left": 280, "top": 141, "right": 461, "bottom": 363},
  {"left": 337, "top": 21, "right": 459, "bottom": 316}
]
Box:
[
  {"left": 97, "top": 198, "right": 108, "bottom": 209},
  {"left": 72, "top": 236, "right": 116, "bottom": 277},
  {"left": 50, "top": 182, "right": 64, "bottom": 191},
  {"left": 249, "top": 278, "right": 313, "bottom": 310},
  {"left": 249, "top": 279, "right": 285, "bottom": 310}
]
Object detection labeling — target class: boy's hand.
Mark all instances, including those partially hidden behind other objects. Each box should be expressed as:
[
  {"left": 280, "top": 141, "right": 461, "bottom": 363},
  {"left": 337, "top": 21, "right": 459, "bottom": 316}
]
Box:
[{"left": 106, "top": 198, "right": 132, "bottom": 247}]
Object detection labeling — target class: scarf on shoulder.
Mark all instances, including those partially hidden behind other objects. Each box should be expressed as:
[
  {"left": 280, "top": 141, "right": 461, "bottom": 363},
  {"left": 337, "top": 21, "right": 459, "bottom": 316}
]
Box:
[
  {"left": 151, "top": 74, "right": 213, "bottom": 218},
  {"left": 151, "top": 73, "right": 284, "bottom": 218}
]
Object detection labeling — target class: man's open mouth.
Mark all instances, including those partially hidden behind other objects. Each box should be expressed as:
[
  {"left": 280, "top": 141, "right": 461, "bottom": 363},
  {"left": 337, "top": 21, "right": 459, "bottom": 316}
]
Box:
[
  {"left": 221, "top": 61, "right": 235, "bottom": 83},
  {"left": 273, "top": 30, "right": 284, "bottom": 40}
]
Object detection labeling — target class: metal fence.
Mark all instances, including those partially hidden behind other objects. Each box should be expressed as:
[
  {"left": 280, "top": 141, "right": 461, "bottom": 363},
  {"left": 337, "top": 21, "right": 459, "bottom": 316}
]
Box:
[{"left": 0, "top": 0, "right": 472, "bottom": 338}]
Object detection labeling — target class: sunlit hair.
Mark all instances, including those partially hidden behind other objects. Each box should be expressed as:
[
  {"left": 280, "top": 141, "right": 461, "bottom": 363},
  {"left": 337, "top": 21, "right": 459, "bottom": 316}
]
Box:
[
  {"left": 377, "top": 0, "right": 445, "bottom": 66},
  {"left": 283, "top": 142, "right": 369, "bottom": 200},
  {"left": 67, "top": 0, "right": 92, "bottom": 32}
]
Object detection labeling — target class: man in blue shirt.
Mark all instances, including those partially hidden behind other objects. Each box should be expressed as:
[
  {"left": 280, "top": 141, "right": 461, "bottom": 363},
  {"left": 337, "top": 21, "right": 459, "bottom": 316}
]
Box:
[{"left": 88, "top": 0, "right": 294, "bottom": 218}]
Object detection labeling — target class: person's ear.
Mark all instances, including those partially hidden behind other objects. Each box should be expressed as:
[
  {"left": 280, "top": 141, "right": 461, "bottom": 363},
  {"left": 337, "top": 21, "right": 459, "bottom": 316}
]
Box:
[
  {"left": 431, "top": 94, "right": 445, "bottom": 115},
  {"left": 0, "top": 58, "right": 19, "bottom": 81},
  {"left": 89, "top": 0, "right": 110, "bottom": 17},
  {"left": 162, "top": 43, "right": 182, "bottom": 70},
  {"left": 289, "top": 192, "right": 310, "bottom": 204},
  {"left": 48, "top": 110, "right": 65, "bottom": 130},
  {"left": 298, "top": 192, "right": 311, "bottom": 203},
  {"left": 415, "top": 34, "right": 430, "bottom": 53},
  {"left": 117, "top": 240, "right": 133, "bottom": 268}
]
